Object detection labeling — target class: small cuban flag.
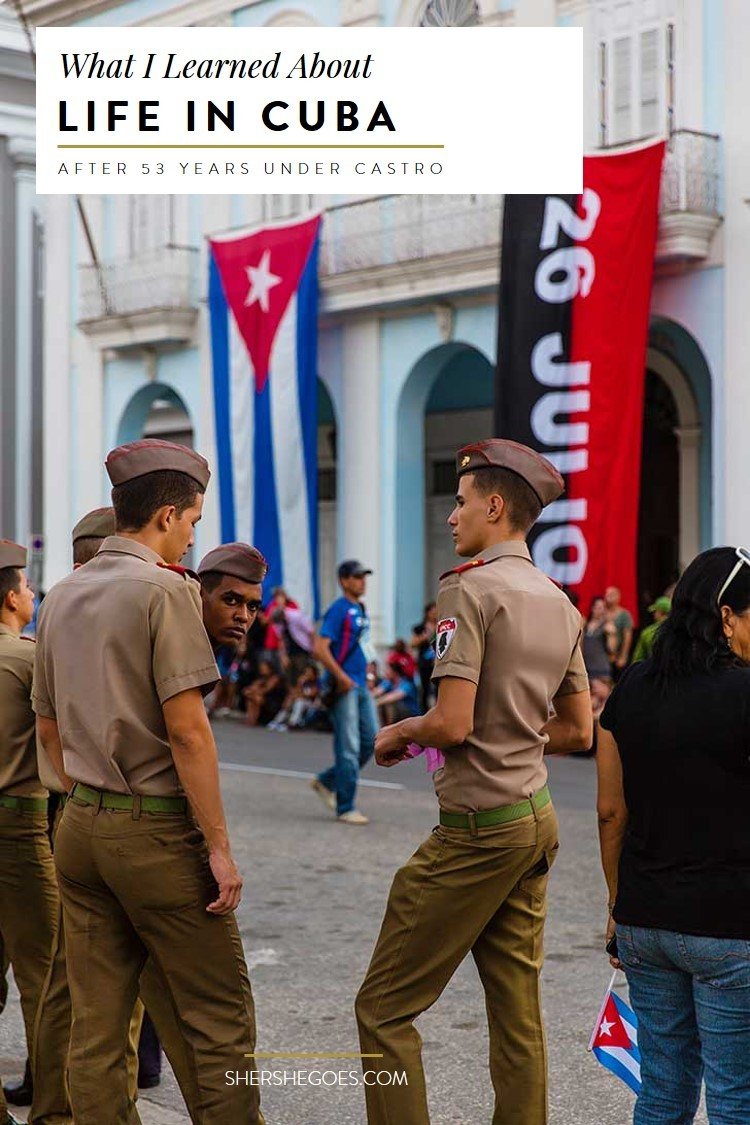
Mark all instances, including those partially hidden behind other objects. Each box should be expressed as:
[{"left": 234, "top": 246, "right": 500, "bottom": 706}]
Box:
[
  {"left": 208, "top": 214, "right": 322, "bottom": 616},
  {"left": 589, "top": 970, "right": 641, "bottom": 1094}
]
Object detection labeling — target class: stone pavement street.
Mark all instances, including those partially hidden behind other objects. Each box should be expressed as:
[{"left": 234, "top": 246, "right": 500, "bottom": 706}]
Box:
[{"left": 0, "top": 725, "right": 707, "bottom": 1125}]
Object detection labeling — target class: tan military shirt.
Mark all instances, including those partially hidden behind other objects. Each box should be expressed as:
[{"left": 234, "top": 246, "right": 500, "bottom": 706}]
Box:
[
  {"left": 0, "top": 626, "right": 46, "bottom": 798},
  {"left": 32, "top": 536, "right": 219, "bottom": 797},
  {"left": 431, "top": 540, "right": 588, "bottom": 812}
]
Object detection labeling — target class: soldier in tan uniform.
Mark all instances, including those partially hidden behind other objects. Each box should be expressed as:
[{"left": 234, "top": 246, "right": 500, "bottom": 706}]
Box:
[
  {"left": 356, "top": 439, "right": 593, "bottom": 1125},
  {"left": 0, "top": 541, "right": 59, "bottom": 1125},
  {"left": 139, "top": 540, "right": 268, "bottom": 1122},
  {"left": 32, "top": 439, "right": 264, "bottom": 1125},
  {"left": 32, "top": 507, "right": 142, "bottom": 1125}
]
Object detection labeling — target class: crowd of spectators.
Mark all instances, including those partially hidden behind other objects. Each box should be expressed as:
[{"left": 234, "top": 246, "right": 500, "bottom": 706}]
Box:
[
  {"left": 578, "top": 583, "right": 673, "bottom": 736},
  {"left": 207, "top": 590, "right": 438, "bottom": 732},
  {"left": 209, "top": 577, "right": 675, "bottom": 748}
]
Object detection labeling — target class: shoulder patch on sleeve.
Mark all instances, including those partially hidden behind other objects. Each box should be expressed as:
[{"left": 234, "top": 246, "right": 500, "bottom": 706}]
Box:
[
  {"left": 435, "top": 617, "right": 458, "bottom": 659},
  {"left": 439, "top": 558, "right": 486, "bottom": 581}
]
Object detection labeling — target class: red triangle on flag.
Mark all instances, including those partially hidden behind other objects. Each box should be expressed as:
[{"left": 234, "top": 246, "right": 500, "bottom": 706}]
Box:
[
  {"left": 592, "top": 994, "right": 632, "bottom": 1050},
  {"left": 209, "top": 215, "right": 321, "bottom": 392}
]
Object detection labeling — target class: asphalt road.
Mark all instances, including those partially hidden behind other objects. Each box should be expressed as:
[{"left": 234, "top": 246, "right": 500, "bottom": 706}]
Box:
[{"left": 1, "top": 724, "right": 707, "bottom": 1125}]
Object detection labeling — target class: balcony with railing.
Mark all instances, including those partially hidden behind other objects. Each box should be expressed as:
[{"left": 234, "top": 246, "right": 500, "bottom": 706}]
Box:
[
  {"left": 657, "top": 129, "right": 722, "bottom": 261},
  {"left": 78, "top": 244, "right": 199, "bottom": 348},
  {"left": 319, "top": 131, "right": 722, "bottom": 310},
  {"left": 319, "top": 194, "right": 503, "bottom": 311}
]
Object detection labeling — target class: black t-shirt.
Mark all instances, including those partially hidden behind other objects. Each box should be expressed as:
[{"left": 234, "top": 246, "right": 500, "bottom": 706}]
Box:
[{"left": 600, "top": 660, "right": 750, "bottom": 939}]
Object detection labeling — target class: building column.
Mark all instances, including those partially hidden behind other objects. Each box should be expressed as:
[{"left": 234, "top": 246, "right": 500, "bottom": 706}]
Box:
[
  {"left": 514, "top": 0, "right": 556, "bottom": 24},
  {"left": 723, "top": 0, "right": 750, "bottom": 545},
  {"left": 71, "top": 197, "right": 106, "bottom": 524},
  {"left": 8, "top": 138, "right": 35, "bottom": 548},
  {"left": 195, "top": 195, "right": 233, "bottom": 559},
  {"left": 674, "top": 424, "right": 701, "bottom": 568},
  {"left": 338, "top": 316, "right": 383, "bottom": 645},
  {"left": 42, "top": 196, "right": 73, "bottom": 589}
]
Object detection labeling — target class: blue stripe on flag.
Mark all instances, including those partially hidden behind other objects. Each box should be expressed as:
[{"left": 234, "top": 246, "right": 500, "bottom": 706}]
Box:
[
  {"left": 208, "top": 254, "right": 235, "bottom": 542},
  {"left": 295, "top": 230, "right": 320, "bottom": 617},
  {"left": 593, "top": 1047, "right": 642, "bottom": 1095},
  {"left": 253, "top": 378, "right": 283, "bottom": 591}
]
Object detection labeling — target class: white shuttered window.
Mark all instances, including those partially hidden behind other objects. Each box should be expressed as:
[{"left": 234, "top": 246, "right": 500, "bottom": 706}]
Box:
[{"left": 596, "top": 0, "right": 675, "bottom": 146}]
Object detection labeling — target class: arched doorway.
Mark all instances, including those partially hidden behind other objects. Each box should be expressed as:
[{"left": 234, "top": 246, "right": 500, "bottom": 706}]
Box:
[
  {"left": 425, "top": 351, "right": 494, "bottom": 587},
  {"left": 395, "top": 342, "right": 494, "bottom": 632},
  {"left": 637, "top": 319, "right": 711, "bottom": 618},
  {"left": 117, "top": 383, "right": 195, "bottom": 561},
  {"left": 638, "top": 370, "right": 681, "bottom": 613},
  {"left": 117, "top": 383, "right": 194, "bottom": 448},
  {"left": 317, "top": 379, "right": 338, "bottom": 612}
]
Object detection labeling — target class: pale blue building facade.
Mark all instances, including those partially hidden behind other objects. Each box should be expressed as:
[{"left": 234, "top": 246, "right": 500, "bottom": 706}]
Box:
[{"left": 33, "top": 0, "right": 735, "bottom": 642}]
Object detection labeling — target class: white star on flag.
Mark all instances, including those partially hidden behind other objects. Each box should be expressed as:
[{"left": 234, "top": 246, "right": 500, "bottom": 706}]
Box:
[
  {"left": 599, "top": 1018, "right": 614, "bottom": 1037},
  {"left": 244, "top": 249, "right": 282, "bottom": 312}
]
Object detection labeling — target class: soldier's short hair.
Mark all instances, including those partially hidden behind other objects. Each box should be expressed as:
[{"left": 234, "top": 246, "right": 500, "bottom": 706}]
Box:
[
  {"left": 470, "top": 466, "right": 543, "bottom": 533},
  {"left": 112, "top": 469, "right": 203, "bottom": 532},
  {"left": 199, "top": 570, "right": 224, "bottom": 594},
  {"left": 73, "top": 537, "right": 103, "bottom": 567},
  {"left": 0, "top": 566, "right": 21, "bottom": 607}
]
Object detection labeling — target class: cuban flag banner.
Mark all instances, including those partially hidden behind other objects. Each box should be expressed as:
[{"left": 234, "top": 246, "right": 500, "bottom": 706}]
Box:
[
  {"left": 208, "top": 213, "right": 322, "bottom": 616},
  {"left": 589, "top": 971, "right": 641, "bottom": 1094}
]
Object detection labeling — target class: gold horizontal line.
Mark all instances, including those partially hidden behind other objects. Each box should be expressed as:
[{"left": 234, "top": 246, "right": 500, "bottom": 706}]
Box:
[
  {"left": 56, "top": 143, "right": 444, "bottom": 150},
  {"left": 246, "top": 1052, "right": 384, "bottom": 1059}
]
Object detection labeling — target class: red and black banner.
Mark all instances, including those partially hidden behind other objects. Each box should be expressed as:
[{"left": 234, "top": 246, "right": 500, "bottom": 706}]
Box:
[{"left": 496, "top": 140, "right": 665, "bottom": 618}]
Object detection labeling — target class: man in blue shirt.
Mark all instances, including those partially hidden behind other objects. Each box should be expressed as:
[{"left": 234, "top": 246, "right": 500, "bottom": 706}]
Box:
[{"left": 312, "top": 559, "right": 377, "bottom": 825}]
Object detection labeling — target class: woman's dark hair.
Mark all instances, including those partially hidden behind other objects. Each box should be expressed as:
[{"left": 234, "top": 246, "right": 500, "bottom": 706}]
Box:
[
  {"left": 586, "top": 595, "right": 605, "bottom": 624},
  {"left": 649, "top": 547, "right": 750, "bottom": 683}
]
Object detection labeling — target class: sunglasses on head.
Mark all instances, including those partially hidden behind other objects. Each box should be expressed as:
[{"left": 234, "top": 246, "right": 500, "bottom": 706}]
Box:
[{"left": 717, "top": 547, "right": 750, "bottom": 607}]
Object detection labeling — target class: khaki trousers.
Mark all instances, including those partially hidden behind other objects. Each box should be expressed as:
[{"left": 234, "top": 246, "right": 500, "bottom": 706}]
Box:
[
  {"left": 54, "top": 798, "right": 264, "bottom": 1125},
  {"left": 0, "top": 808, "right": 60, "bottom": 1125},
  {"left": 356, "top": 801, "right": 559, "bottom": 1125},
  {"left": 31, "top": 804, "right": 143, "bottom": 1125}
]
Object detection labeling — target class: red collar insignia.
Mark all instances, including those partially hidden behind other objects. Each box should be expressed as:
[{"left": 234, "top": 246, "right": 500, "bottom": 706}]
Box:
[
  {"left": 439, "top": 558, "right": 486, "bottom": 581},
  {"left": 156, "top": 562, "right": 199, "bottom": 582}
]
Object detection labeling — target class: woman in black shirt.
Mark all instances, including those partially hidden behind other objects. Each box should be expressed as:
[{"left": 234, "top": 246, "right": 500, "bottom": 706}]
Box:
[{"left": 597, "top": 547, "right": 750, "bottom": 1124}]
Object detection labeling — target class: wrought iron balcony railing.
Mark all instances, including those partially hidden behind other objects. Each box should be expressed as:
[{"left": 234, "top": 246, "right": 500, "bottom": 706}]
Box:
[
  {"left": 660, "top": 129, "right": 721, "bottom": 217},
  {"left": 319, "top": 194, "right": 503, "bottom": 277},
  {"left": 319, "top": 131, "right": 722, "bottom": 281},
  {"left": 78, "top": 244, "right": 199, "bottom": 322}
]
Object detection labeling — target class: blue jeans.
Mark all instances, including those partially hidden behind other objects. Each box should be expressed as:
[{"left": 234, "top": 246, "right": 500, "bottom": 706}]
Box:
[
  {"left": 317, "top": 684, "right": 377, "bottom": 815},
  {"left": 617, "top": 925, "right": 750, "bottom": 1124}
]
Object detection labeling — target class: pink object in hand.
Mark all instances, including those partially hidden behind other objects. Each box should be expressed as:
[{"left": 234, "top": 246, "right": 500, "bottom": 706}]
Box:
[{"left": 406, "top": 742, "right": 445, "bottom": 772}]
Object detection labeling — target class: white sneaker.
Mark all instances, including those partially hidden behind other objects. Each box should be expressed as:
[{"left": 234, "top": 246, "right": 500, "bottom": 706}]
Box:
[
  {"left": 310, "top": 779, "right": 336, "bottom": 812},
  {"left": 338, "top": 810, "right": 369, "bottom": 826}
]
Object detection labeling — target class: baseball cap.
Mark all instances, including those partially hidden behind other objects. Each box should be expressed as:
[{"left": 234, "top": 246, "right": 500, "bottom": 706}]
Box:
[{"left": 338, "top": 559, "right": 373, "bottom": 579}]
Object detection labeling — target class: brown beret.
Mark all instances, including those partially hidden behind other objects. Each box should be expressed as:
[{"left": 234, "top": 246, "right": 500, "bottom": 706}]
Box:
[
  {"left": 105, "top": 439, "right": 210, "bottom": 489},
  {"left": 197, "top": 543, "right": 268, "bottom": 585},
  {"left": 72, "top": 507, "right": 116, "bottom": 543},
  {"left": 456, "top": 439, "right": 564, "bottom": 507},
  {"left": 0, "top": 539, "right": 26, "bottom": 569}
]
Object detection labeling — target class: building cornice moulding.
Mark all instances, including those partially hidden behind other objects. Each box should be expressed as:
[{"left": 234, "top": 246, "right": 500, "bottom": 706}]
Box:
[
  {"left": 133, "top": 0, "right": 237, "bottom": 27},
  {"left": 0, "top": 99, "right": 35, "bottom": 141},
  {"left": 557, "top": 0, "right": 589, "bottom": 17},
  {"left": 320, "top": 244, "right": 501, "bottom": 315},
  {"left": 24, "top": 0, "right": 127, "bottom": 24}
]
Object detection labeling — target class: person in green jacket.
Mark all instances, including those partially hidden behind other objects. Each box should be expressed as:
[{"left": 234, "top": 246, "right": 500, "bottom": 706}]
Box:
[{"left": 632, "top": 596, "right": 671, "bottom": 662}]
